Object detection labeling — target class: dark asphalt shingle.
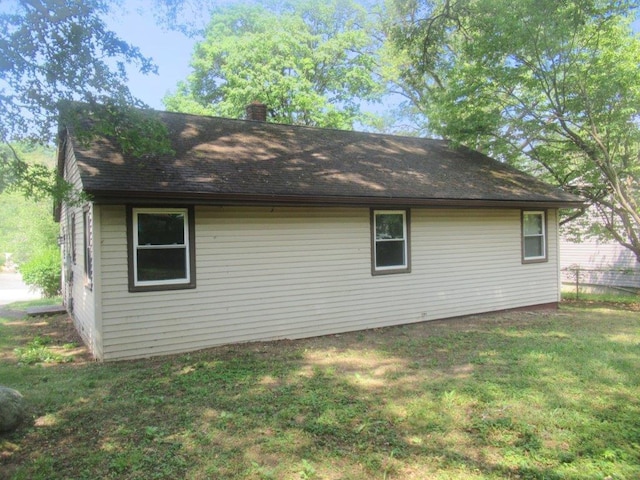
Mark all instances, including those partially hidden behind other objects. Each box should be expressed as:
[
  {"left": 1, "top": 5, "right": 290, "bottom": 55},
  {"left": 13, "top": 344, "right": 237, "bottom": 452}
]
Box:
[{"left": 64, "top": 109, "right": 582, "bottom": 207}]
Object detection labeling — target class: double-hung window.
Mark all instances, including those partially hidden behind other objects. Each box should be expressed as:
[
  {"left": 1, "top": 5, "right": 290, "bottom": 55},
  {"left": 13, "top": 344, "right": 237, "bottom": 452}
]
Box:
[
  {"left": 128, "top": 207, "right": 196, "bottom": 291},
  {"left": 522, "top": 210, "right": 547, "bottom": 262},
  {"left": 371, "top": 209, "right": 410, "bottom": 274},
  {"left": 83, "top": 207, "right": 93, "bottom": 288}
]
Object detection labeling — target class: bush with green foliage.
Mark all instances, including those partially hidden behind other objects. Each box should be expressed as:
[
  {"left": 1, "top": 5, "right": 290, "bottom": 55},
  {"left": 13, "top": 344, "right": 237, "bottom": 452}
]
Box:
[
  {"left": 19, "top": 247, "right": 61, "bottom": 298},
  {"left": 0, "top": 146, "right": 59, "bottom": 267}
]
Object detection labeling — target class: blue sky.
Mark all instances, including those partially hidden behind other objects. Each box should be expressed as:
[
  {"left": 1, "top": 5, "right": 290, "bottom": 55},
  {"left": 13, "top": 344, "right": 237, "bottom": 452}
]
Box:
[
  {"left": 107, "top": 4, "right": 198, "bottom": 109},
  {"left": 108, "top": 1, "right": 640, "bottom": 111}
]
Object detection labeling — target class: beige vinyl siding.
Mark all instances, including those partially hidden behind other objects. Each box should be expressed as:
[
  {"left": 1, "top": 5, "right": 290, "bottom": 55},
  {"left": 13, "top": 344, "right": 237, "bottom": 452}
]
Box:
[
  {"left": 98, "top": 206, "right": 559, "bottom": 361},
  {"left": 60, "top": 145, "right": 101, "bottom": 357}
]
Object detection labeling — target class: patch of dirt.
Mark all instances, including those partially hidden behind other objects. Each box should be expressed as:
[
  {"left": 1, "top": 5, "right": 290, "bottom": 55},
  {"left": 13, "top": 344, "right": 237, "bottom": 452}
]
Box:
[
  {"left": 563, "top": 299, "right": 640, "bottom": 311},
  {"left": 0, "top": 307, "right": 26, "bottom": 320},
  {"left": 0, "top": 312, "right": 91, "bottom": 365},
  {"left": 197, "top": 309, "right": 559, "bottom": 373}
]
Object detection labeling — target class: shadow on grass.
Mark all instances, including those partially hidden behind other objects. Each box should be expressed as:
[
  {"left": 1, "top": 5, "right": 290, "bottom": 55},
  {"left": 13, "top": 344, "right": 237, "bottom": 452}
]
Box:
[{"left": 2, "top": 307, "right": 640, "bottom": 479}]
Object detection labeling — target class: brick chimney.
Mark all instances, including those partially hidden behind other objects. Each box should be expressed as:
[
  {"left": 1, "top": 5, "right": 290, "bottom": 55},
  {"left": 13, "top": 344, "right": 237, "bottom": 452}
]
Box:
[{"left": 245, "top": 101, "right": 267, "bottom": 122}]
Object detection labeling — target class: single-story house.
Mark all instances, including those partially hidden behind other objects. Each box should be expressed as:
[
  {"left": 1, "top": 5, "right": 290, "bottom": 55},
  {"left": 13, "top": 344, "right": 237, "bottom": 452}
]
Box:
[{"left": 56, "top": 105, "right": 582, "bottom": 361}]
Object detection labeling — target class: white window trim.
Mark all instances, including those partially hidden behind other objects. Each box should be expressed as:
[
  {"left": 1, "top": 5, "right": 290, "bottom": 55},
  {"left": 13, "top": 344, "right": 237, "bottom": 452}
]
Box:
[
  {"left": 373, "top": 209, "right": 409, "bottom": 273},
  {"left": 132, "top": 207, "right": 191, "bottom": 288},
  {"left": 522, "top": 210, "right": 547, "bottom": 262}
]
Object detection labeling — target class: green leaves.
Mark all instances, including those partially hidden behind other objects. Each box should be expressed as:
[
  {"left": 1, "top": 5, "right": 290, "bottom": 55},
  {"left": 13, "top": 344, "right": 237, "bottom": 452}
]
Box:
[
  {"left": 19, "top": 246, "right": 61, "bottom": 298},
  {"left": 0, "top": 0, "right": 163, "bottom": 199},
  {"left": 63, "top": 101, "right": 175, "bottom": 158},
  {"left": 0, "top": 1, "right": 155, "bottom": 143},
  {"left": 164, "top": 0, "right": 384, "bottom": 129},
  {"left": 387, "top": 0, "right": 640, "bottom": 260}
]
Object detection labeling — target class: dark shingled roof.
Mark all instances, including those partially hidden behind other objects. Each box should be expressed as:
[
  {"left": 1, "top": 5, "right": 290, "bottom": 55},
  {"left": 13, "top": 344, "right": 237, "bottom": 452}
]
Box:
[{"left": 61, "top": 109, "right": 582, "bottom": 208}]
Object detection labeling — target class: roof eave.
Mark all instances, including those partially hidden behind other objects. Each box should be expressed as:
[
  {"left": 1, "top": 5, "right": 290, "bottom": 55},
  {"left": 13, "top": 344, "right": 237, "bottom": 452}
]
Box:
[{"left": 86, "top": 189, "right": 584, "bottom": 210}]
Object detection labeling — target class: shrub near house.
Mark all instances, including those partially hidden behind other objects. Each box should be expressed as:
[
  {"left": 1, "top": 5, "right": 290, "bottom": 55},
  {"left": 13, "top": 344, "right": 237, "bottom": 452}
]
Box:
[{"left": 20, "top": 247, "right": 61, "bottom": 298}]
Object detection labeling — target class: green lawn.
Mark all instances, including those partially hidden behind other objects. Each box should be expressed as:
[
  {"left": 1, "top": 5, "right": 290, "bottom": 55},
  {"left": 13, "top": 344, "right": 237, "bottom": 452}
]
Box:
[{"left": 1, "top": 299, "right": 639, "bottom": 479}]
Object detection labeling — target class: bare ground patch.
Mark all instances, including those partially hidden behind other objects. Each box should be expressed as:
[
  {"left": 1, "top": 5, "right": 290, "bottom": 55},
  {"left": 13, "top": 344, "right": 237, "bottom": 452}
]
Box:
[{"left": 0, "top": 311, "right": 90, "bottom": 365}]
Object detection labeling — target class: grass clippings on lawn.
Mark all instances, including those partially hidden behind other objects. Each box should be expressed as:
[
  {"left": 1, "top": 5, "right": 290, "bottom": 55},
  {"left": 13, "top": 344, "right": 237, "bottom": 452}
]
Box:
[{"left": 1, "top": 300, "right": 639, "bottom": 479}]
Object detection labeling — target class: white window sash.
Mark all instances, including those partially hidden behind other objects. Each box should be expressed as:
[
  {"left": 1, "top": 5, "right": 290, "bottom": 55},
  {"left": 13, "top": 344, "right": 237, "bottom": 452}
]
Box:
[
  {"left": 133, "top": 208, "right": 191, "bottom": 287},
  {"left": 523, "top": 211, "right": 546, "bottom": 260},
  {"left": 374, "top": 210, "right": 408, "bottom": 270}
]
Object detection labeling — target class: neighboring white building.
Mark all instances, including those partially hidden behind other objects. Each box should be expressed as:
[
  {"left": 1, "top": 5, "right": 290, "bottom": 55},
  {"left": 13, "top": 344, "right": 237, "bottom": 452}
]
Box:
[
  {"left": 56, "top": 105, "right": 582, "bottom": 361},
  {"left": 560, "top": 233, "right": 640, "bottom": 292}
]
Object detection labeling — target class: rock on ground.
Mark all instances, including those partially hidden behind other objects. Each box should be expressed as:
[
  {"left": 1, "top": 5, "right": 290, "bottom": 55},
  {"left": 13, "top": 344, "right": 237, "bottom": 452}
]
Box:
[{"left": 0, "top": 386, "right": 26, "bottom": 433}]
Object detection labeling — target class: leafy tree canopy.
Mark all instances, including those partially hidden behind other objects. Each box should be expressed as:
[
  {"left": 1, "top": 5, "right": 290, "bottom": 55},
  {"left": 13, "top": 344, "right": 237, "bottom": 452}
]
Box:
[
  {"left": 386, "top": 0, "right": 640, "bottom": 260},
  {"left": 0, "top": 0, "right": 171, "bottom": 198},
  {"left": 164, "top": 0, "right": 385, "bottom": 129},
  {"left": 0, "top": 144, "right": 59, "bottom": 265}
]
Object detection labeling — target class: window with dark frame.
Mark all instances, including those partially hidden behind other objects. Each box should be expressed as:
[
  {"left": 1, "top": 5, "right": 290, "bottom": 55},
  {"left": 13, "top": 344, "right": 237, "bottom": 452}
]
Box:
[
  {"left": 372, "top": 209, "right": 410, "bottom": 274},
  {"left": 128, "top": 207, "right": 196, "bottom": 291},
  {"left": 70, "top": 213, "right": 76, "bottom": 265},
  {"left": 522, "top": 210, "right": 547, "bottom": 262},
  {"left": 83, "top": 208, "right": 93, "bottom": 287}
]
